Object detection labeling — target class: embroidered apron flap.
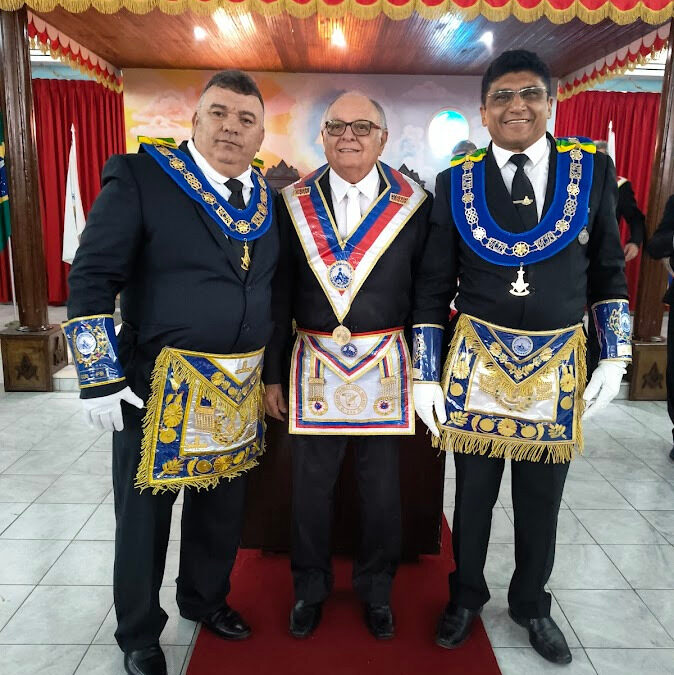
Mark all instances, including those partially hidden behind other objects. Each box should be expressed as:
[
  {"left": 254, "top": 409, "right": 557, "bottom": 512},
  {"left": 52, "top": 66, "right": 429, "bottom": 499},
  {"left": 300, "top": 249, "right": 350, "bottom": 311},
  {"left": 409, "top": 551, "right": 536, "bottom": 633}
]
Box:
[{"left": 300, "top": 330, "right": 402, "bottom": 384}]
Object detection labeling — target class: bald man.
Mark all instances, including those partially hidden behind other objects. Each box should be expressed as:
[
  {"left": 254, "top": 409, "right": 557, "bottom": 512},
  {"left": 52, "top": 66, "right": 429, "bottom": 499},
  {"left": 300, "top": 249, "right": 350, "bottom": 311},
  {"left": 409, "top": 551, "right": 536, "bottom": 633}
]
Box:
[{"left": 263, "top": 92, "right": 452, "bottom": 640}]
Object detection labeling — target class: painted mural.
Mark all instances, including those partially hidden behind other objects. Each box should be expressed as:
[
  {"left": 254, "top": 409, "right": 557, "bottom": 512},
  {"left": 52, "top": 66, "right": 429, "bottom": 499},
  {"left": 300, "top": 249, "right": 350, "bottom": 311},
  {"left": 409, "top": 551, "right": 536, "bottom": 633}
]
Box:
[{"left": 124, "top": 69, "right": 557, "bottom": 190}]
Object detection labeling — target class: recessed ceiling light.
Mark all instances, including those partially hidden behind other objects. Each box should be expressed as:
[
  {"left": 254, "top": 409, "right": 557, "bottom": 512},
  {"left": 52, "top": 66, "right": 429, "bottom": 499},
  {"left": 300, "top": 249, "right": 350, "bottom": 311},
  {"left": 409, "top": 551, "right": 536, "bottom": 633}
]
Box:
[
  {"left": 479, "top": 31, "right": 494, "bottom": 48},
  {"left": 213, "top": 8, "right": 254, "bottom": 36},
  {"left": 437, "top": 13, "right": 462, "bottom": 31},
  {"left": 194, "top": 26, "right": 207, "bottom": 41},
  {"left": 331, "top": 26, "right": 347, "bottom": 48}
]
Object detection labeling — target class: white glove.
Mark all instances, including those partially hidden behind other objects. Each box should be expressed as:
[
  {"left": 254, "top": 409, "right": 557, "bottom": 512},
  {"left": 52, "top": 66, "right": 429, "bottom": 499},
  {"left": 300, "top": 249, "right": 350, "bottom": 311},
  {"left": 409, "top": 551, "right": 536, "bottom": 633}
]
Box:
[
  {"left": 413, "top": 382, "right": 447, "bottom": 437},
  {"left": 582, "top": 360, "right": 626, "bottom": 420},
  {"left": 81, "top": 386, "right": 144, "bottom": 432}
]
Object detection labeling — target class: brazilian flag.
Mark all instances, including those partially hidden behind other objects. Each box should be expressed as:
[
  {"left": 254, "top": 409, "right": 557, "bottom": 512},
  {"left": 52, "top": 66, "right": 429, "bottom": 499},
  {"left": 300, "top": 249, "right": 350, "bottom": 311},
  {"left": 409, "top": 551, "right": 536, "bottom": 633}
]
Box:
[{"left": 0, "top": 116, "right": 10, "bottom": 253}]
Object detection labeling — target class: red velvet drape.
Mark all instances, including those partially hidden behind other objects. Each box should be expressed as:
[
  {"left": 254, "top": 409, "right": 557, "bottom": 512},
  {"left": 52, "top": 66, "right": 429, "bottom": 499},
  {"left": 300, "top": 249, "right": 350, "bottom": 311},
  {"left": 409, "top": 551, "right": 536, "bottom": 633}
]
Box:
[
  {"left": 0, "top": 79, "right": 125, "bottom": 303},
  {"left": 554, "top": 90, "right": 660, "bottom": 306}
]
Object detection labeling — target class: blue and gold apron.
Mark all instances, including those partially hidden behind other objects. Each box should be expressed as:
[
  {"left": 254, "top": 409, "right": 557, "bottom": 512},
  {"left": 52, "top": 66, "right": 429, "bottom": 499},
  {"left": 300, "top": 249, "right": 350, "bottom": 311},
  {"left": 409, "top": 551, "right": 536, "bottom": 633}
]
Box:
[
  {"left": 135, "top": 346, "right": 265, "bottom": 493},
  {"left": 435, "top": 315, "right": 586, "bottom": 463}
]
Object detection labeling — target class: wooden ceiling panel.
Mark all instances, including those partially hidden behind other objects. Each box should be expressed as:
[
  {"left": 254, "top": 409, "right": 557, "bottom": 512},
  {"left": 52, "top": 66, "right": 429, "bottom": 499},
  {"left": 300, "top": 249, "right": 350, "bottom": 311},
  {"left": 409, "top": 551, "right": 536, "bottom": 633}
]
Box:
[{"left": 35, "top": 7, "right": 665, "bottom": 78}]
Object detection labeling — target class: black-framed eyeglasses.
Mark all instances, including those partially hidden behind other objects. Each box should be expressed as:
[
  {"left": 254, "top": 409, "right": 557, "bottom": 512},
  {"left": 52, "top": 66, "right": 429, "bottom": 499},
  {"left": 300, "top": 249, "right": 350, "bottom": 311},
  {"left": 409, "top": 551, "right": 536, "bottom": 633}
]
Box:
[
  {"left": 486, "top": 86, "right": 549, "bottom": 106},
  {"left": 324, "top": 119, "right": 382, "bottom": 137}
]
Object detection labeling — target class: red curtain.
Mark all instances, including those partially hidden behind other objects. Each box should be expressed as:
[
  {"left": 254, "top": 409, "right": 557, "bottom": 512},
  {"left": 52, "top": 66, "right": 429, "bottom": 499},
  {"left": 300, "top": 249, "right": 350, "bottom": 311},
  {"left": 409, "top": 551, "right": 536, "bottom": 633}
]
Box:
[
  {"left": 0, "top": 79, "right": 125, "bottom": 303},
  {"left": 554, "top": 90, "right": 660, "bottom": 306}
]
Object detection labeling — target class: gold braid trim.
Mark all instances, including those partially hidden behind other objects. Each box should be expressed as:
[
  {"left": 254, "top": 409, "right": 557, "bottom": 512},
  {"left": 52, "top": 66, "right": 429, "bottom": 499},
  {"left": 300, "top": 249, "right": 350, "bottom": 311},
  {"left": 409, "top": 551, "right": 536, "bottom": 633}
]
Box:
[
  {"left": 432, "top": 316, "right": 587, "bottom": 464},
  {"left": 30, "top": 37, "right": 122, "bottom": 93},
  {"left": 558, "top": 44, "right": 667, "bottom": 101},
  {"left": 135, "top": 348, "right": 265, "bottom": 495},
  {"left": 10, "top": 0, "right": 674, "bottom": 24}
]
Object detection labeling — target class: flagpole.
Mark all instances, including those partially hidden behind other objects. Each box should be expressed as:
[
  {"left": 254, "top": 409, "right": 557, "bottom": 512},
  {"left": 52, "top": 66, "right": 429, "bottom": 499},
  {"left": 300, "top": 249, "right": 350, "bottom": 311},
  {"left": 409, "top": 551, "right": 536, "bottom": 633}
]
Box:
[{"left": 7, "top": 236, "right": 17, "bottom": 323}]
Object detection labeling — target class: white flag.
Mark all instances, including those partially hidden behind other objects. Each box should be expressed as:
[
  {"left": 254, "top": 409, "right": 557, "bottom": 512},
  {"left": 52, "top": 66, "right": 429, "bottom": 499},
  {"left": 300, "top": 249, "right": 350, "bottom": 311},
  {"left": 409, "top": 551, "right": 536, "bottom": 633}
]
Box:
[
  {"left": 607, "top": 120, "right": 617, "bottom": 166},
  {"left": 62, "top": 124, "right": 86, "bottom": 265}
]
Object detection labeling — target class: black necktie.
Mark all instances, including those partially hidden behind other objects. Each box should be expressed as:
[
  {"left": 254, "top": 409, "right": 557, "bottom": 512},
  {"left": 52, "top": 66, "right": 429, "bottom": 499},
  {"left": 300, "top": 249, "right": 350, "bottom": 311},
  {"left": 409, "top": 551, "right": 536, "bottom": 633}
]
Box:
[
  {"left": 509, "top": 154, "right": 538, "bottom": 230},
  {"left": 225, "top": 178, "right": 245, "bottom": 209},
  {"left": 225, "top": 178, "right": 249, "bottom": 273}
]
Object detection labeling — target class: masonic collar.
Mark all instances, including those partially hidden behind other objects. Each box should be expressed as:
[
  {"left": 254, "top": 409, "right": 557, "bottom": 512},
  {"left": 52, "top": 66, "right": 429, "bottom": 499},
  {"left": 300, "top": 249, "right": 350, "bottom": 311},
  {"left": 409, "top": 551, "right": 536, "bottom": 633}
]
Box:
[{"left": 187, "top": 138, "right": 253, "bottom": 191}]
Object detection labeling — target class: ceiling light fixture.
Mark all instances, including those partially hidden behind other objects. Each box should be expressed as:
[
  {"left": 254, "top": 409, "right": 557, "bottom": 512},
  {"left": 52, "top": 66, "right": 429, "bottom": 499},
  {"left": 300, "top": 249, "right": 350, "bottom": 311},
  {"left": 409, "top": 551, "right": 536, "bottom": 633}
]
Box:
[
  {"left": 437, "top": 13, "right": 462, "bottom": 31},
  {"left": 212, "top": 9, "right": 255, "bottom": 37},
  {"left": 479, "top": 31, "right": 494, "bottom": 49},
  {"left": 331, "top": 25, "right": 347, "bottom": 48},
  {"left": 194, "top": 26, "right": 207, "bottom": 41}
]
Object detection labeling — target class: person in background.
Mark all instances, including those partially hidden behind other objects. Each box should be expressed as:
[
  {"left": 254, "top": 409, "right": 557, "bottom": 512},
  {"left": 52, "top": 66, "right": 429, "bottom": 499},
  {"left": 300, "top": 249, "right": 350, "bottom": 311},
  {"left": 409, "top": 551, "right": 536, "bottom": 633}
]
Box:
[
  {"left": 586, "top": 141, "right": 644, "bottom": 373},
  {"left": 452, "top": 139, "right": 478, "bottom": 157},
  {"left": 645, "top": 194, "right": 674, "bottom": 461}
]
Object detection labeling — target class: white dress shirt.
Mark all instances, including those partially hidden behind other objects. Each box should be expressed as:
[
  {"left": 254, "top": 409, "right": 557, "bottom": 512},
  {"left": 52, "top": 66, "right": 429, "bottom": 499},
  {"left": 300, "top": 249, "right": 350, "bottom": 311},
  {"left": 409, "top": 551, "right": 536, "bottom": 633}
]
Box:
[
  {"left": 187, "top": 138, "right": 253, "bottom": 207},
  {"left": 329, "top": 166, "right": 381, "bottom": 239},
  {"left": 491, "top": 134, "right": 550, "bottom": 222}
]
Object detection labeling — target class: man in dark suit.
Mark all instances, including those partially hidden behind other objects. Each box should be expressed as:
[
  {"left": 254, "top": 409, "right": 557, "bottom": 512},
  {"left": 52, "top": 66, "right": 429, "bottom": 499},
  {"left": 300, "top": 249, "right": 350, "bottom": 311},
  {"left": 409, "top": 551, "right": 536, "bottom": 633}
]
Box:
[
  {"left": 263, "top": 92, "right": 451, "bottom": 640},
  {"left": 646, "top": 194, "right": 674, "bottom": 461},
  {"left": 594, "top": 140, "right": 646, "bottom": 262},
  {"left": 424, "top": 51, "right": 630, "bottom": 666},
  {"left": 65, "top": 71, "right": 278, "bottom": 675}
]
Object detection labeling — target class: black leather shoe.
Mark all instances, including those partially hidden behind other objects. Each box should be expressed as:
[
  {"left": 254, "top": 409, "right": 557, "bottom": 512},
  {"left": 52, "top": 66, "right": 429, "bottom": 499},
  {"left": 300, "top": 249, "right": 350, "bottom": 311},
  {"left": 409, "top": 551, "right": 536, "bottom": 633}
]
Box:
[
  {"left": 364, "top": 603, "right": 395, "bottom": 639},
  {"left": 197, "top": 605, "right": 252, "bottom": 640},
  {"left": 509, "top": 610, "right": 572, "bottom": 664},
  {"left": 435, "top": 604, "right": 481, "bottom": 649},
  {"left": 289, "top": 600, "right": 322, "bottom": 638},
  {"left": 124, "top": 645, "right": 167, "bottom": 675}
]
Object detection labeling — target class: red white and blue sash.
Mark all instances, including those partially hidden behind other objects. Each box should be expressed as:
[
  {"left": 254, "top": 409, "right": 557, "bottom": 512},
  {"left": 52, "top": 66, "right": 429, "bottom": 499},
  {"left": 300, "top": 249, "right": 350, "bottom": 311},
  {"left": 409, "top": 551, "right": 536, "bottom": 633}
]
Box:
[{"left": 282, "top": 162, "right": 427, "bottom": 322}]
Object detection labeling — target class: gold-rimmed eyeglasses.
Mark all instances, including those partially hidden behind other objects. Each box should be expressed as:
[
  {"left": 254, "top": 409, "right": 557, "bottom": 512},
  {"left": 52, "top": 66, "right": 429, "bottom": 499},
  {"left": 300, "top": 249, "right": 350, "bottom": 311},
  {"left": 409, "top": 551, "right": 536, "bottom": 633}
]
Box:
[{"left": 486, "top": 86, "right": 549, "bottom": 106}]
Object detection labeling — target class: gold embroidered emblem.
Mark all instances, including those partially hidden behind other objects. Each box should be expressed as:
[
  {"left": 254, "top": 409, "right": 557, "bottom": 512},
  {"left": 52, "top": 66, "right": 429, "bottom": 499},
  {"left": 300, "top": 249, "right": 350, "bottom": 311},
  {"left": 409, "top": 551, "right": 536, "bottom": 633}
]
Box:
[
  {"left": 293, "top": 186, "right": 311, "bottom": 197},
  {"left": 389, "top": 193, "right": 408, "bottom": 205},
  {"left": 334, "top": 383, "right": 368, "bottom": 415}
]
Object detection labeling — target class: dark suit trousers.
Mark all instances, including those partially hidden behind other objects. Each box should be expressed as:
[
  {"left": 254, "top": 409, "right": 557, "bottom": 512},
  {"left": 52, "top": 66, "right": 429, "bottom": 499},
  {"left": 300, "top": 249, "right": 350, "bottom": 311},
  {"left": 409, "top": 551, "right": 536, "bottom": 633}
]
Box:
[
  {"left": 291, "top": 435, "right": 401, "bottom": 605},
  {"left": 667, "top": 309, "right": 674, "bottom": 441},
  {"left": 112, "top": 403, "right": 247, "bottom": 651},
  {"left": 449, "top": 451, "right": 569, "bottom": 618}
]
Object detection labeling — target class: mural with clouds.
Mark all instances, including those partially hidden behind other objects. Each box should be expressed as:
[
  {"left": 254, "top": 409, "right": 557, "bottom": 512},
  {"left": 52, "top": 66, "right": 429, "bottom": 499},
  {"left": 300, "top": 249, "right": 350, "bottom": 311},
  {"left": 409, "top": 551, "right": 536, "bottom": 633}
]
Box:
[{"left": 124, "top": 69, "right": 556, "bottom": 191}]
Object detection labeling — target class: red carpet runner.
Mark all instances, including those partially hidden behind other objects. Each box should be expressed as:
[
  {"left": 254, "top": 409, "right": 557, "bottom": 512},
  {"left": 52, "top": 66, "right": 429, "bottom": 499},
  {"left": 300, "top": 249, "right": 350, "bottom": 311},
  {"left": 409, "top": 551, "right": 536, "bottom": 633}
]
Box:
[{"left": 187, "top": 523, "right": 501, "bottom": 675}]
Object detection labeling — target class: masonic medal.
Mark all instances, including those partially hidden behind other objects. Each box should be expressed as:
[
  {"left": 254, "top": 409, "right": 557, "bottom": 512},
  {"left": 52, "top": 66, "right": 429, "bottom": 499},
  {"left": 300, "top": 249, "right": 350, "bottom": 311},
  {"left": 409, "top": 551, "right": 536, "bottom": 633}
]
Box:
[
  {"left": 509, "top": 264, "right": 530, "bottom": 297},
  {"left": 332, "top": 325, "right": 352, "bottom": 346},
  {"left": 577, "top": 228, "right": 589, "bottom": 245}
]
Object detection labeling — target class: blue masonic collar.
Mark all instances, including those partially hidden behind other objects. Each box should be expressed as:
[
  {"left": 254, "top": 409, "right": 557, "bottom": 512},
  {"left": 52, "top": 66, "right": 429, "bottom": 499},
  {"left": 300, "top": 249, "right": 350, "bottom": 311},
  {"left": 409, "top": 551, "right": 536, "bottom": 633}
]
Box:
[{"left": 141, "top": 141, "right": 272, "bottom": 242}]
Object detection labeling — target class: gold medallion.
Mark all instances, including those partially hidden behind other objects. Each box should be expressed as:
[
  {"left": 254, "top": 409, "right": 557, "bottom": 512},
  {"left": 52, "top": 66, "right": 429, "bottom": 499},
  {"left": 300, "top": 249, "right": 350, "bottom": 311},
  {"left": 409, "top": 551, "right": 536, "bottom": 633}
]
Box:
[
  {"left": 334, "top": 383, "right": 368, "bottom": 415},
  {"left": 241, "top": 241, "right": 251, "bottom": 271},
  {"left": 332, "top": 325, "right": 352, "bottom": 346},
  {"left": 195, "top": 459, "right": 213, "bottom": 474}
]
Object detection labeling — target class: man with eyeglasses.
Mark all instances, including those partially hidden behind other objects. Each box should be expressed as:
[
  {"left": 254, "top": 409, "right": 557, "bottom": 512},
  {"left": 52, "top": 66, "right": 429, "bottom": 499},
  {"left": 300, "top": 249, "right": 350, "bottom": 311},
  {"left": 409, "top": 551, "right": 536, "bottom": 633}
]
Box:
[
  {"left": 263, "top": 91, "right": 451, "bottom": 640},
  {"left": 424, "top": 50, "right": 630, "bottom": 665}
]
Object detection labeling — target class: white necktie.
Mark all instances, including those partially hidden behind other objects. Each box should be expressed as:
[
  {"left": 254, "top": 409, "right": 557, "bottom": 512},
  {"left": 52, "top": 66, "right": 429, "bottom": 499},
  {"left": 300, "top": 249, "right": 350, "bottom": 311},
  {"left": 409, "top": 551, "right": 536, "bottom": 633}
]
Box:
[{"left": 343, "top": 186, "right": 361, "bottom": 238}]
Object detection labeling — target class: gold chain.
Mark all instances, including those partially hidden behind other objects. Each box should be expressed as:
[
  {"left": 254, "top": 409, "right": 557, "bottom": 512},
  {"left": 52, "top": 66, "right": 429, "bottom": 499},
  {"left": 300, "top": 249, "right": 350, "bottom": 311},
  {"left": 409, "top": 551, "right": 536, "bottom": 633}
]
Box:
[
  {"left": 461, "top": 139, "right": 584, "bottom": 259},
  {"left": 156, "top": 145, "right": 268, "bottom": 236}
]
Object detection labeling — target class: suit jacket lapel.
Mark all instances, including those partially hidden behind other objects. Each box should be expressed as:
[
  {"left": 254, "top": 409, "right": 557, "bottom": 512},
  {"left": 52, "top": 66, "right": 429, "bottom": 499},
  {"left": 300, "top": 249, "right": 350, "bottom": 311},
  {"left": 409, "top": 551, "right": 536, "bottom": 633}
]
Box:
[
  {"left": 541, "top": 133, "right": 557, "bottom": 219},
  {"left": 179, "top": 141, "right": 246, "bottom": 282},
  {"left": 318, "top": 171, "right": 336, "bottom": 219},
  {"left": 485, "top": 146, "right": 526, "bottom": 234}
]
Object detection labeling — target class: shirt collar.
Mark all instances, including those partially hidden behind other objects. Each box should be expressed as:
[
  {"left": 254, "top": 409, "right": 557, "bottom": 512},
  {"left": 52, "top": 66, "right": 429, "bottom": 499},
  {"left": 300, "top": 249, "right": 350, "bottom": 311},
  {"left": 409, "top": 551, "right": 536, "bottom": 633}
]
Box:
[
  {"left": 329, "top": 164, "right": 380, "bottom": 203},
  {"left": 187, "top": 138, "right": 253, "bottom": 189},
  {"left": 492, "top": 134, "right": 550, "bottom": 170}
]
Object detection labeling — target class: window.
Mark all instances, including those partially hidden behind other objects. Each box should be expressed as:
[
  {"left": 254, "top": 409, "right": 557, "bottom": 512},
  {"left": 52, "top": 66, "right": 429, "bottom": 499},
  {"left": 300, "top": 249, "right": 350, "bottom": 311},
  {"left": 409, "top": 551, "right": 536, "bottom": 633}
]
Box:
[{"left": 428, "top": 110, "right": 470, "bottom": 159}]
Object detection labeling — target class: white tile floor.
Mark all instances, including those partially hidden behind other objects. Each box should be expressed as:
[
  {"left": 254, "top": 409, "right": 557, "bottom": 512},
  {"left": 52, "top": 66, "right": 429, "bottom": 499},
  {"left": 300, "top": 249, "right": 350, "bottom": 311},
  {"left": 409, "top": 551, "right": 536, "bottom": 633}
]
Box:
[{"left": 0, "top": 391, "right": 672, "bottom": 674}]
